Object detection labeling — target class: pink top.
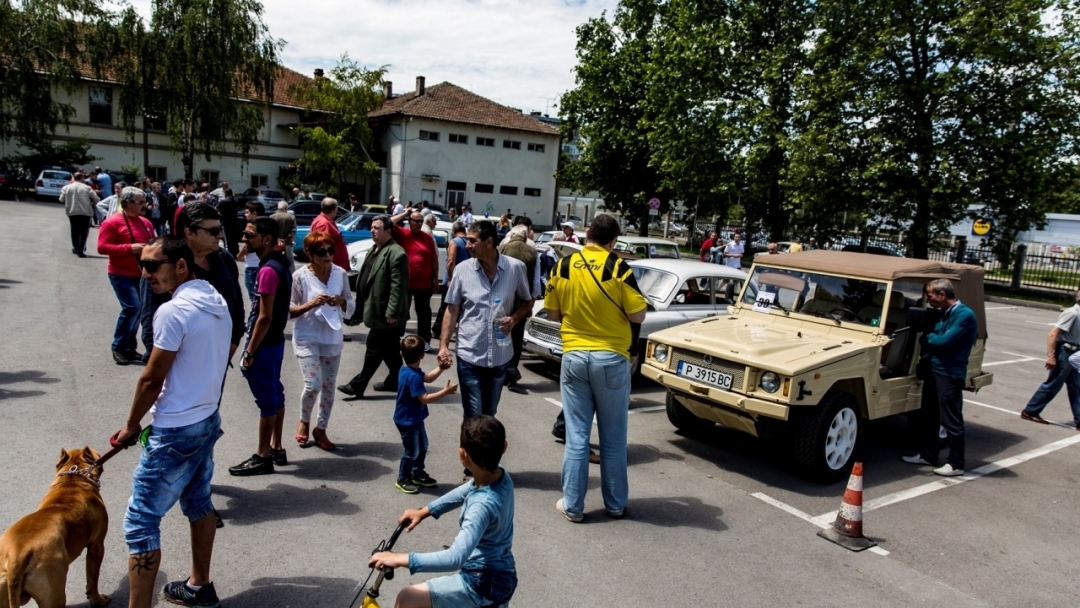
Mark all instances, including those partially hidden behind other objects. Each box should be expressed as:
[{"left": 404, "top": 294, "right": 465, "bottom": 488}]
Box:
[{"left": 97, "top": 212, "right": 155, "bottom": 277}]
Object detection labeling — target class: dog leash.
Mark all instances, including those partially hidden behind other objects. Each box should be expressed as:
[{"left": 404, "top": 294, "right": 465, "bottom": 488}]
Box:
[{"left": 96, "top": 430, "right": 141, "bottom": 467}]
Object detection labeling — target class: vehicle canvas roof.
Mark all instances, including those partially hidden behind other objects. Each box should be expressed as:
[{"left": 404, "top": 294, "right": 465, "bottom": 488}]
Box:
[{"left": 753, "top": 250, "right": 987, "bottom": 339}]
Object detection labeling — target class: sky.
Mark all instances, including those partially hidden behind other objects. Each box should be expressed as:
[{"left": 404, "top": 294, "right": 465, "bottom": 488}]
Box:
[{"left": 127, "top": 0, "right": 621, "bottom": 114}]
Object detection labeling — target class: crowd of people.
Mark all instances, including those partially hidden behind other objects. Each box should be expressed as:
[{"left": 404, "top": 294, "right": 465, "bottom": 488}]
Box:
[{"left": 73, "top": 177, "right": 644, "bottom": 608}]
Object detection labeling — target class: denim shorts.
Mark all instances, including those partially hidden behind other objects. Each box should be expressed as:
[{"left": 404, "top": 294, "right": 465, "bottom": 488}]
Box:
[
  {"left": 242, "top": 342, "right": 286, "bottom": 417},
  {"left": 427, "top": 569, "right": 516, "bottom": 608},
  {"left": 124, "top": 411, "right": 223, "bottom": 554}
]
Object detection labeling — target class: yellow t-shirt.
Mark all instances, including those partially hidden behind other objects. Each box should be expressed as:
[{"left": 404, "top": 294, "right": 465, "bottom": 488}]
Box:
[
  {"left": 544, "top": 244, "right": 649, "bottom": 359},
  {"left": 788, "top": 243, "right": 803, "bottom": 253}
]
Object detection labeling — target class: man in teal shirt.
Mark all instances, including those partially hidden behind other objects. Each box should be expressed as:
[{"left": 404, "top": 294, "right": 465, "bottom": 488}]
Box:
[{"left": 903, "top": 279, "right": 978, "bottom": 476}]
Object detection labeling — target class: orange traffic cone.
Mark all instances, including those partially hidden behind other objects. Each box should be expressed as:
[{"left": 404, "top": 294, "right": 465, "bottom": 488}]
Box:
[{"left": 817, "top": 462, "right": 877, "bottom": 551}]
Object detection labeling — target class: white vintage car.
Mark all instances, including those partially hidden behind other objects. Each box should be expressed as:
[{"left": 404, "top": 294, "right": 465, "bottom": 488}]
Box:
[
  {"left": 524, "top": 258, "right": 755, "bottom": 376},
  {"left": 346, "top": 221, "right": 453, "bottom": 288}
]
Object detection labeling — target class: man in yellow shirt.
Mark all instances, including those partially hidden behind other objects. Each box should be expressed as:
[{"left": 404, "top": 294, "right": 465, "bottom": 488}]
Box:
[
  {"left": 788, "top": 238, "right": 804, "bottom": 253},
  {"left": 545, "top": 214, "right": 647, "bottom": 522}
]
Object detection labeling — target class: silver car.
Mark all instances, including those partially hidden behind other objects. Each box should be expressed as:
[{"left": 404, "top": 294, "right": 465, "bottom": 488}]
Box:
[
  {"left": 524, "top": 258, "right": 755, "bottom": 376},
  {"left": 35, "top": 169, "right": 73, "bottom": 200}
]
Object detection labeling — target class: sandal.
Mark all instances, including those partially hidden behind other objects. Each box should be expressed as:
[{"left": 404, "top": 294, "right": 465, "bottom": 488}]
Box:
[
  {"left": 295, "top": 422, "right": 310, "bottom": 446},
  {"left": 312, "top": 428, "right": 336, "bottom": 451}
]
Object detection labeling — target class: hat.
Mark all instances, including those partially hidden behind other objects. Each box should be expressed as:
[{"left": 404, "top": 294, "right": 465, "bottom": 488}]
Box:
[{"left": 561, "top": 221, "right": 576, "bottom": 229}]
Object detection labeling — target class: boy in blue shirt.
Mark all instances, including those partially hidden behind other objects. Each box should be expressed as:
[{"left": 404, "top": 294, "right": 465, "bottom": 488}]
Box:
[
  {"left": 395, "top": 334, "right": 458, "bottom": 494},
  {"left": 370, "top": 415, "right": 517, "bottom": 608}
]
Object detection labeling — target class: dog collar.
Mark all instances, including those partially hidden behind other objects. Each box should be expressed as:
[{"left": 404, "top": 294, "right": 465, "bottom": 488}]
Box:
[{"left": 58, "top": 464, "right": 102, "bottom": 488}]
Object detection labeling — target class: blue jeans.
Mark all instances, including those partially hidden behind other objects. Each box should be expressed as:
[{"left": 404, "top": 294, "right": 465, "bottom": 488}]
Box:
[
  {"left": 244, "top": 267, "right": 258, "bottom": 303},
  {"left": 560, "top": 350, "right": 631, "bottom": 517},
  {"left": 124, "top": 411, "right": 222, "bottom": 554},
  {"left": 242, "top": 343, "right": 286, "bottom": 417},
  {"left": 1024, "top": 344, "right": 1080, "bottom": 425},
  {"left": 457, "top": 360, "right": 508, "bottom": 418},
  {"left": 108, "top": 273, "right": 142, "bottom": 353},
  {"left": 396, "top": 422, "right": 429, "bottom": 482}
]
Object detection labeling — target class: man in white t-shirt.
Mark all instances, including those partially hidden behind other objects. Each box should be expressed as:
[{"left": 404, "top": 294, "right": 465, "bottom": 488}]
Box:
[
  {"left": 113, "top": 235, "right": 231, "bottom": 608},
  {"left": 724, "top": 232, "right": 745, "bottom": 269},
  {"left": 391, "top": 195, "right": 405, "bottom": 215},
  {"left": 239, "top": 201, "right": 264, "bottom": 301}
]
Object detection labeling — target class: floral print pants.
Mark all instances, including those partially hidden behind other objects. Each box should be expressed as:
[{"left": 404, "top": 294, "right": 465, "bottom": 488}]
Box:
[{"left": 296, "top": 353, "right": 341, "bottom": 430}]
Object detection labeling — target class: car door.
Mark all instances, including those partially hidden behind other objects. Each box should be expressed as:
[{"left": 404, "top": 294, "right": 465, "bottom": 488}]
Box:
[{"left": 667, "top": 276, "right": 724, "bottom": 325}]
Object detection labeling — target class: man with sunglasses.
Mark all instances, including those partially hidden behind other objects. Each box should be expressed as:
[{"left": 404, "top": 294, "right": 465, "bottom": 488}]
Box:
[
  {"left": 231, "top": 217, "right": 293, "bottom": 476},
  {"left": 390, "top": 208, "right": 440, "bottom": 352},
  {"left": 115, "top": 235, "right": 230, "bottom": 608},
  {"left": 309, "top": 198, "right": 350, "bottom": 271}
]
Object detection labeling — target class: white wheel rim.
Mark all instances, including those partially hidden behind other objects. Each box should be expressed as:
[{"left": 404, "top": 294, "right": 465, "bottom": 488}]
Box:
[{"left": 825, "top": 407, "right": 857, "bottom": 470}]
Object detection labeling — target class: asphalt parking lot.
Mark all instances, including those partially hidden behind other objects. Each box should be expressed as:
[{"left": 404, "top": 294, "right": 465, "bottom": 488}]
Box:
[{"left": 2, "top": 198, "right": 1078, "bottom": 607}]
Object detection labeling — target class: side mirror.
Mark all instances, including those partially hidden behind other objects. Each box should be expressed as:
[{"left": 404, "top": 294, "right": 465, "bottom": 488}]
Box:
[{"left": 674, "top": 293, "right": 686, "bottom": 304}]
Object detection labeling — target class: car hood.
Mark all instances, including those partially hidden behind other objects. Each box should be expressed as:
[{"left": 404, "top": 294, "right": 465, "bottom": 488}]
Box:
[{"left": 652, "top": 316, "right": 871, "bottom": 373}]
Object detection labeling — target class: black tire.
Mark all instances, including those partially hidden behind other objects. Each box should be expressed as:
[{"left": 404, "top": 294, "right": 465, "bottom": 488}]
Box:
[
  {"left": 793, "top": 390, "right": 860, "bottom": 482},
  {"left": 666, "top": 391, "right": 714, "bottom": 435}
]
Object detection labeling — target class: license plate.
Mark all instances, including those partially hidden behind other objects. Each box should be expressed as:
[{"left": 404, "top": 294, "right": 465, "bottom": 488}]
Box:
[{"left": 677, "top": 361, "right": 734, "bottom": 390}]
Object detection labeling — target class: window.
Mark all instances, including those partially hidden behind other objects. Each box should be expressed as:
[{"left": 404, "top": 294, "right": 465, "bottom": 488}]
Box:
[
  {"left": 89, "top": 86, "right": 113, "bottom": 125},
  {"left": 475, "top": 183, "right": 494, "bottom": 194},
  {"left": 250, "top": 174, "right": 268, "bottom": 188},
  {"left": 200, "top": 170, "right": 220, "bottom": 185},
  {"left": 419, "top": 130, "right": 440, "bottom": 141},
  {"left": 144, "top": 111, "right": 166, "bottom": 131},
  {"left": 449, "top": 133, "right": 468, "bottom": 144},
  {"left": 148, "top": 166, "right": 168, "bottom": 181},
  {"left": 527, "top": 143, "right": 545, "bottom": 153},
  {"left": 524, "top": 187, "right": 541, "bottom": 197},
  {"left": 447, "top": 181, "right": 466, "bottom": 209},
  {"left": 503, "top": 140, "right": 521, "bottom": 150},
  {"left": 476, "top": 137, "right": 495, "bottom": 147},
  {"left": 499, "top": 186, "right": 518, "bottom": 195}
]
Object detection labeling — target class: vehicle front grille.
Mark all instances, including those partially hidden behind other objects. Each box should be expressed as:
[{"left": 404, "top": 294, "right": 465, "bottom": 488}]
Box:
[
  {"left": 671, "top": 348, "right": 746, "bottom": 391},
  {"left": 528, "top": 320, "right": 562, "bottom": 346}
]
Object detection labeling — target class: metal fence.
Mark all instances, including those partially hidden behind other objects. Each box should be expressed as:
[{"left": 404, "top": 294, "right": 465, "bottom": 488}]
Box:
[{"left": 928, "top": 243, "right": 1080, "bottom": 294}]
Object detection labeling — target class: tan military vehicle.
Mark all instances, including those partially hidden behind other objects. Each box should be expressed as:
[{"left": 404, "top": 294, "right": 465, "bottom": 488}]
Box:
[{"left": 641, "top": 250, "right": 993, "bottom": 481}]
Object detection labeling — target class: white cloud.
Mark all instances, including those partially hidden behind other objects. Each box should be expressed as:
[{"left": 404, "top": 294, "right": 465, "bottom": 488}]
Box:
[{"left": 128, "top": 0, "right": 620, "bottom": 114}]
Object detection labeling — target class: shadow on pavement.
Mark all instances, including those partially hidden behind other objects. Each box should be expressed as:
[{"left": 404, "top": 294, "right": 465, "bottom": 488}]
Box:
[
  {"left": 285, "top": 454, "right": 393, "bottom": 483},
  {"left": 0, "top": 278, "right": 22, "bottom": 288},
  {"left": 0, "top": 369, "right": 60, "bottom": 400},
  {"left": 212, "top": 482, "right": 361, "bottom": 525},
  {"left": 510, "top": 469, "right": 600, "bottom": 492},
  {"left": 226, "top": 576, "right": 362, "bottom": 608},
  {"left": 618, "top": 496, "right": 726, "bottom": 531}
]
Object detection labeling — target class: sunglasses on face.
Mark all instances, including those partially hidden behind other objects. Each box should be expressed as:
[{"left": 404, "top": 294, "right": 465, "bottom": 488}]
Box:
[
  {"left": 242, "top": 230, "right": 260, "bottom": 239},
  {"left": 138, "top": 258, "right": 173, "bottom": 272},
  {"left": 311, "top": 247, "right": 335, "bottom": 257},
  {"left": 194, "top": 224, "right": 223, "bottom": 236}
]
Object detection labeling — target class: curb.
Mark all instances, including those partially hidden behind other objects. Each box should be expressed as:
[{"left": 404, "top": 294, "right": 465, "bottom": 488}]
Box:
[{"left": 986, "top": 294, "right": 1062, "bottom": 312}]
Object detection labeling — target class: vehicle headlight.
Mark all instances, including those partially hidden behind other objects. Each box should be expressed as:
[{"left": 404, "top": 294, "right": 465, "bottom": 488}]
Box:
[
  {"left": 759, "top": 372, "right": 781, "bottom": 393},
  {"left": 654, "top": 344, "right": 669, "bottom": 363},
  {"left": 350, "top": 254, "right": 359, "bottom": 270}
]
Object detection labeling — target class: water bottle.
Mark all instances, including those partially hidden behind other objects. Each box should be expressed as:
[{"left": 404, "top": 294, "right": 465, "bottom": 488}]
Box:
[{"left": 493, "top": 298, "right": 511, "bottom": 347}]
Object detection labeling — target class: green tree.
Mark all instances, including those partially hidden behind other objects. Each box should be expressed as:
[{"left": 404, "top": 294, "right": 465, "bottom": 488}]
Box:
[
  {"left": 113, "top": 0, "right": 282, "bottom": 179},
  {"left": 559, "top": 0, "right": 668, "bottom": 235},
  {"left": 803, "top": 0, "right": 1080, "bottom": 258},
  {"left": 0, "top": 0, "right": 118, "bottom": 145},
  {"left": 289, "top": 55, "right": 386, "bottom": 196}
]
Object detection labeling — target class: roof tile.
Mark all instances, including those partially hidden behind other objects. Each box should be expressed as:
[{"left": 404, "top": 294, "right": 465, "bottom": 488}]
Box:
[{"left": 370, "top": 82, "right": 559, "bottom": 136}]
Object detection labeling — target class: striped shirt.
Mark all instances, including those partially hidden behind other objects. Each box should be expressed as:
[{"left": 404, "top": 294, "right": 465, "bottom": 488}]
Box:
[{"left": 445, "top": 253, "right": 533, "bottom": 367}]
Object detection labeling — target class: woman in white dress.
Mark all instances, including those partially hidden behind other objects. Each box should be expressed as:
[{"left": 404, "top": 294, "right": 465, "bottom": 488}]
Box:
[{"left": 290, "top": 231, "right": 355, "bottom": 450}]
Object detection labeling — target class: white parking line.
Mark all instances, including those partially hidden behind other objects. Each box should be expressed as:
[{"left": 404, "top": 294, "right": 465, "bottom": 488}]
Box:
[
  {"left": 984, "top": 306, "right": 1017, "bottom": 310},
  {"left": 982, "top": 357, "right": 1039, "bottom": 367},
  {"left": 544, "top": 398, "right": 562, "bottom": 408},
  {"left": 629, "top": 405, "right": 666, "bottom": 414},
  {"left": 1024, "top": 320, "right": 1056, "bottom": 326},
  {"left": 752, "top": 492, "right": 890, "bottom": 556},
  {"left": 966, "top": 398, "right": 1075, "bottom": 429}
]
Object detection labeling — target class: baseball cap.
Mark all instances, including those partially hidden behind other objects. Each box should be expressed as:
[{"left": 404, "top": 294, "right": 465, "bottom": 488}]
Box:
[{"left": 561, "top": 221, "right": 576, "bottom": 229}]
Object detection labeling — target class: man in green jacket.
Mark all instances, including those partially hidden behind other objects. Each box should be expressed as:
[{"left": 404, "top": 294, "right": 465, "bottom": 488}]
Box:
[
  {"left": 338, "top": 215, "right": 410, "bottom": 398},
  {"left": 903, "top": 278, "right": 978, "bottom": 477}
]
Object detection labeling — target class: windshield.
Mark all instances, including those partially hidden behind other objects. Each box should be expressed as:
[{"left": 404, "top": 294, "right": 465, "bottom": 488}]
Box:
[
  {"left": 741, "top": 267, "right": 889, "bottom": 327},
  {"left": 632, "top": 267, "right": 680, "bottom": 303}
]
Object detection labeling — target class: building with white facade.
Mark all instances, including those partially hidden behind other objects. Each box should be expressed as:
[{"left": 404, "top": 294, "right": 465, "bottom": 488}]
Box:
[
  {"left": 0, "top": 67, "right": 315, "bottom": 190},
  {"left": 369, "top": 77, "right": 560, "bottom": 223}
]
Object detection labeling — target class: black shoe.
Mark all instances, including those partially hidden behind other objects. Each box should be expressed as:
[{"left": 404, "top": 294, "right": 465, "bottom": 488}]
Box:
[
  {"left": 551, "top": 427, "right": 565, "bottom": 442},
  {"left": 124, "top": 349, "right": 143, "bottom": 362},
  {"left": 337, "top": 384, "right": 356, "bottom": 397},
  {"left": 77, "top": 252, "right": 87, "bottom": 258},
  {"left": 270, "top": 448, "right": 287, "bottom": 466},
  {"left": 213, "top": 509, "right": 224, "bottom": 529},
  {"left": 504, "top": 368, "right": 522, "bottom": 388},
  {"left": 412, "top": 472, "right": 438, "bottom": 487},
  {"left": 112, "top": 350, "right": 131, "bottom": 366},
  {"left": 162, "top": 580, "right": 220, "bottom": 607},
  {"left": 395, "top": 479, "right": 419, "bottom": 494},
  {"left": 373, "top": 382, "right": 396, "bottom": 392},
  {"left": 229, "top": 454, "right": 274, "bottom": 476}
]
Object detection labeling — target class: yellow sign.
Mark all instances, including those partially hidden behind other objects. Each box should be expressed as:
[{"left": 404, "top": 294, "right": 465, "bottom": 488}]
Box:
[{"left": 972, "top": 218, "right": 993, "bottom": 236}]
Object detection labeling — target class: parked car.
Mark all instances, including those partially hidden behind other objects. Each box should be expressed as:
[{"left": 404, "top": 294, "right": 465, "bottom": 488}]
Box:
[
  {"left": 642, "top": 250, "right": 993, "bottom": 481},
  {"left": 841, "top": 244, "right": 905, "bottom": 257},
  {"left": 287, "top": 200, "right": 347, "bottom": 226},
  {"left": 34, "top": 169, "right": 73, "bottom": 200},
  {"left": 235, "top": 188, "right": 285, "bottom": 218},
  {"left": 362, "top": 204, "right": 388, "bottom": 213},
  {"left": 294, "top": 212, "right": 379, "bottom": 259},
  {"left": 524, "top": 258, "right": 753, "bottom": 376},
  {"left": 107, "top": 170, "right": 138, "bottom": 187},
  {"left": 346, "top": 221, "right": 453, "bottom": 289},
  {"left": 614, "top": 236, "right": 681, "bottom": 259},
  {"left": 536, "top": 229, "right": 586, "bottom": 244}
]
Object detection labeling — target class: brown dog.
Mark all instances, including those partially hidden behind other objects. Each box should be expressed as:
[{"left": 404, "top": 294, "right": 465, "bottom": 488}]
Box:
[{"left": 0, "top": 447, "right": 110, "bottom": 607}]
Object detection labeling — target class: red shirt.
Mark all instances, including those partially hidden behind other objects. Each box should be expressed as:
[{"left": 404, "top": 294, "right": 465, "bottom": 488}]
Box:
[
  {"left": 700, "top": 237, "right": 714, "bottom": 261},
  {"left": 309, "top": 213, "right": 350, "bottom": 271},
  {"left": 97, "top": 212, "right": 155, "bottom": 277},
  {"left": 393, "top": 228, "right": 438, "bottom": 290}
]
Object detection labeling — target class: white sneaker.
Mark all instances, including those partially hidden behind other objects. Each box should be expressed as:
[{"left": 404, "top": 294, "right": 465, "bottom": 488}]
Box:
[
  {"left": 933, "top": 463, "right": 964, "bottom": 477},
  {"left": 901, "top": 455, "right": 934, "bottom": 466},
  {"left": 556, "top": 498, "right": 583, "bottom": 523},
  {"left": 424, "top": 342, "right": 432, "bottom": 353}
]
